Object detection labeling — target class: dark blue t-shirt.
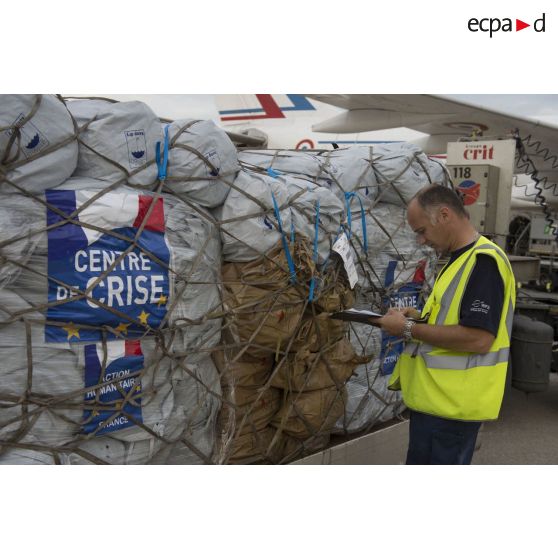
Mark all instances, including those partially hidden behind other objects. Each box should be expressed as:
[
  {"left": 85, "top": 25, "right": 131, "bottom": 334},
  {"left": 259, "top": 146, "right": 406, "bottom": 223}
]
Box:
[{"left": 438, "top": 241, "right": 504, "bottom": 336}]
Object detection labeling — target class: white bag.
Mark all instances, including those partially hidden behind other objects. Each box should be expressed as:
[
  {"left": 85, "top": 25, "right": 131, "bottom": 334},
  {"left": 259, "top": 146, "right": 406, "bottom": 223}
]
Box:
[
  {"left": 0, "top": 94, "right": 78, "bottom": 193},
  {"left": 165, "top": 119, "right": 239, "bottom": 208},
  {"left": 70, "top": 100, "right": 162, "bottom": 186}
]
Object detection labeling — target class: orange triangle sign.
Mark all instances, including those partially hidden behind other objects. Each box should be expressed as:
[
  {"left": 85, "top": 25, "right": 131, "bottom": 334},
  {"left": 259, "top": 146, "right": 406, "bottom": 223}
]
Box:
[{"left": 516, "top": 19, "right": 530, "bottom": 31}]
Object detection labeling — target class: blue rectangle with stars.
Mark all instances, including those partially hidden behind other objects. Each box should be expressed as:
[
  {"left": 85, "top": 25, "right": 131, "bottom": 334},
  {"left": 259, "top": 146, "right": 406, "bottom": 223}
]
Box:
[
  {"left": 45, "top": 189, "right": 171, "bottom": 343},
  {"left": 82, "top": 341, "right": 144, "bottom": 436}
]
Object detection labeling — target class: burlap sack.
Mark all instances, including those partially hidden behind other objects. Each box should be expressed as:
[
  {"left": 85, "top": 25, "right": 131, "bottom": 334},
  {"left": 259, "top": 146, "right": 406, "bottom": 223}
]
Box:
[
  {"left": 275, "top": 430, "right": 330, "bottom": 463},
  {"left": 222, "top": 243, "right": 310, "bottom": 358},
  {"left": 271, "top": 386, "right": 347, "bottom": 439},
  {"left": 225, "top": 427, "right": 282, "bottom": 464},
  {"left": 212, "top": 350, "right": 273, "bottom": 388},
  {"left": 271, "top": 338, "right": 366, "bottom": 392},
  {"left": 219, "top": 385, "right": 281, "bottom": 435},
  {"left": 289, "top": 312, "right": 348, "bottom": 353}
]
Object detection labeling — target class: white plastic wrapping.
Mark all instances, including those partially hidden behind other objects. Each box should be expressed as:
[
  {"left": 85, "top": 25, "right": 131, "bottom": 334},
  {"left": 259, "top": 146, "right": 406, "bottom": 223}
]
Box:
[
  {"left": 239, "top": 146, "right": 379, "bottom": 205},
  {"left": 220, "top": 169, "right": 293, "bottom": 262},
  {"left": 69, "top": 100, "right": 162, "bottom": 186},
  {"left": 165, "top": 119, "right": 239, "bottom": 208},
  {"left": 372, "top": 142, "right": 437, "bottom": 206},
  {"left": 0, "top": 94, "right": 78, "bottom": 193},
  {"left": 0, "top": 178, "right": 223, "bottom": 463}
]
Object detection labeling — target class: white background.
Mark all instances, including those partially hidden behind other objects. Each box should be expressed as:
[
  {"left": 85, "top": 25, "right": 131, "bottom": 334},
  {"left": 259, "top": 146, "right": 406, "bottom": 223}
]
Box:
[{"left": 2, "top": 1, "right": 558, "bottom": 557}]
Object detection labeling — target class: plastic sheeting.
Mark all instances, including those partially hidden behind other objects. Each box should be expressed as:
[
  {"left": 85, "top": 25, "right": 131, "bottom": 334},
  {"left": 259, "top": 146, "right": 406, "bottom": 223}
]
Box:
[
  {"left": 220, "top": 169, "right": 344, "bottom": 263},
  {"left": 373, "top": 142, "right": 449, "bottom": 206},
  {"left": 239, "top": 146, "right": 379, "bottom": 205},
  {"left": 0, "top": 95, "right": 78, "bottom": 193},
  {"left": 220, "top": 169, "right": 294, "bottom": 262},
  {"left": 69, "top": 100, "right": 162, "bottom": 187},
  {"left": 240, "top": 144, "right": 449, "bottom": 208},
  {"left": 0, "top": 178, "right": 223, "bottom": 463},
  {"left": 165, "top": 119, "right": 239, "bottom": 208}
]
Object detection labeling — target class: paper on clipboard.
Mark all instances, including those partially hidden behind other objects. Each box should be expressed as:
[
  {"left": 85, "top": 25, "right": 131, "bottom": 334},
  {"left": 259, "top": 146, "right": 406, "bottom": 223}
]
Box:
[{"left": 329, "top": 308, "right": 384, "bottom": 325}]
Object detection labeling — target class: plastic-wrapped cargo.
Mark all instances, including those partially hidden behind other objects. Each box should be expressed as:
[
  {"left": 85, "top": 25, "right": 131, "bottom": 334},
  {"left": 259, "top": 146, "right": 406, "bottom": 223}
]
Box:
[
  {"left": 0, "top": 178, "right": 223, "bottom": 463},
  {"left": 1, "top": 177, "right": 222, "bottom": 351},
  {"left": 1, "top": 106, "right": 449, "bottom": 464},
  {"left": 239, "top": 149, "right": 324, "bottom": 178},
  {"left": 164, "top": 119, "right": 239, "bottom": 208},
  {"left": 0, "top": 95, "right": 79, "bottom": 194},
  {"left": 67, "top": 100, "right": 162, "bottom": 187},
  {"left": 219, "top": 169, "right": 294, "bottom": 262},
  {"left": 0, "top": 314, "right": 221, "bottom": 465},
  {"left": 287, "top": 179, "right": 345, "bottom": 265},
  {"left": 220, "top": 169, "right": 343, "bottom": 263},
  {"left": 63, "top": 355, "right": 222, "bottom": 465},
  {"left": 239, "top": 145, "right": 450, "bottom": 209},
  {"left": 372, "top": 142, "right": 449, "bottom": 206},
  {"left": 239, "top": 146, "right": 379, "bottom": 205}
]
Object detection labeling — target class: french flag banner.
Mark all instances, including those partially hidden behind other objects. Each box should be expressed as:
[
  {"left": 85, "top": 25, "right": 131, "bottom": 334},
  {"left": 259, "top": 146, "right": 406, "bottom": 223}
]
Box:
[
  {"left": 379, "top": 259, "right": 426, "bottom": 376},
  {"left": 82, "top": 340, "right": 144, "bottom": 436},
  {"left": 45, "top": 189, "right": 171, "bottom": 343}
]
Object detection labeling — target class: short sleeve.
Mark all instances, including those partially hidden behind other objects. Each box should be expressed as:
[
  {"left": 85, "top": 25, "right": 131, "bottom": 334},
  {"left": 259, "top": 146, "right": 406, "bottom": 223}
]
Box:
[{"left": 459, "top": 254, "right": 504, "bottom": 336}]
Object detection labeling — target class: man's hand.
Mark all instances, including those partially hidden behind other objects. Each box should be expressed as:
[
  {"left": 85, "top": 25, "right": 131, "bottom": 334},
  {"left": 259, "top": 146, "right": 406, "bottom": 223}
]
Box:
[
  {"left": 400, "top": 307, "right": 422, "bottom": 320},
  {"left": 377, "top": 308, "right": 408, "bottom": 337}
]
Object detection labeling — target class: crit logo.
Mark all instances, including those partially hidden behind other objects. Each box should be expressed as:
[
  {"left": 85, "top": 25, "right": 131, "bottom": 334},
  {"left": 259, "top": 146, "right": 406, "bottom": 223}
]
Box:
[{"left": 468, "top": 13, "right": 546, "bottom": 37}]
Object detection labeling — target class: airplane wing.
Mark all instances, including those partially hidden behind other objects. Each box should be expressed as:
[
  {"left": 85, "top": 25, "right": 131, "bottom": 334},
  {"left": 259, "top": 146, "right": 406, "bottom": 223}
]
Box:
[{"left": 308, "top": 94, "right": 558, "bottom": 176}]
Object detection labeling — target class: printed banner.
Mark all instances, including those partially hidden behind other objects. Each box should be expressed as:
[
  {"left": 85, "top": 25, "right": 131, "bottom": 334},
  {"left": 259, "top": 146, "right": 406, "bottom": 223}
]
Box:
[
  {"left": 82, "top": 340, "right": 144, "bottom": 435},
  {"left": 379, "top": 259, "right": 426, "bottom": 376},
  {"left": 45, "top": 189, "right": 171, "bottom": 343}
]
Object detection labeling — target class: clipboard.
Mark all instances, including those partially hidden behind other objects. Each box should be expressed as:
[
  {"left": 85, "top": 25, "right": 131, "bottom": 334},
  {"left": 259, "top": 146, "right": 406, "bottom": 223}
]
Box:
[
  {"left": 329, "top": 308, "right": 384, "bottom": 326},
  {"left": 330, "top": 308, "right": 429, "bottom": 326}
]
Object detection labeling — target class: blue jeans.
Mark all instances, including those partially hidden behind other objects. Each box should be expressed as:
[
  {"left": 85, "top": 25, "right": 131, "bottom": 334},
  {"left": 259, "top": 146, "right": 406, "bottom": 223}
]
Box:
[{"left": 406, "top": 410, "right": 482, "bottom": 465}]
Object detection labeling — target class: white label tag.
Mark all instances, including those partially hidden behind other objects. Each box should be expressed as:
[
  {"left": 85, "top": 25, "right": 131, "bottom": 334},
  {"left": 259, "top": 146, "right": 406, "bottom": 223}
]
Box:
[{"left": 332, "top": 233, "right": 358, "bottom": 288}]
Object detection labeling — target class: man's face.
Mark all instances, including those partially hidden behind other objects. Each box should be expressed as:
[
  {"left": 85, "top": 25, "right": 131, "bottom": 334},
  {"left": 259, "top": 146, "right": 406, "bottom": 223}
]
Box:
[{"left": 407, "top": 200, "right": 449, "bottom": 254}]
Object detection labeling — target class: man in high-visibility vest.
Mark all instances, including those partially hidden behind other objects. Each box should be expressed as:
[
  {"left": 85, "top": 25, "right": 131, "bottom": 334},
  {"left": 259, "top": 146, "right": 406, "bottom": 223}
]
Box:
[{"left": 378, "top": 184, "right": 516, "bottom": 465}]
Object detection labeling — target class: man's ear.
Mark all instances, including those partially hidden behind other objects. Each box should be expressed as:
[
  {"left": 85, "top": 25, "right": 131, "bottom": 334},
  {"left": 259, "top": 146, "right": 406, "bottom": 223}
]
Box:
[{"left": 438, "top": 206, "right": 450, "bottom": 223}]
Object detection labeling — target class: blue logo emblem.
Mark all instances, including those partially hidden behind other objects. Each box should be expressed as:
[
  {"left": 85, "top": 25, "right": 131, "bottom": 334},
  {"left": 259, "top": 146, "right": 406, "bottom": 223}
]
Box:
[
  {"left": 124, "top": 129, "right": 148, "bottom": 168},
  {"left": 26, "top": 133, "right": 41, "bottom": 150}
]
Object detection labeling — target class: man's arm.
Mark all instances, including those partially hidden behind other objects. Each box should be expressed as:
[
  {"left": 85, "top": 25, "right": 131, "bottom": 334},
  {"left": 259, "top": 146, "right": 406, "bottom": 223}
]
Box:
[{"left": 378, "top": 309, "right": 495, "bottom": 353}]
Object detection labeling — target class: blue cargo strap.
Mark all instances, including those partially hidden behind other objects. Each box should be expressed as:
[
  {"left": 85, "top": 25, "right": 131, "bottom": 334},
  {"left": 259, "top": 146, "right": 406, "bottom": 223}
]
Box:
[
  {"left": 271, "top": 191, "right": 297, "bottom": 284},
  {"left": 156, "top": 124, "right": 171, "bottom": 180},
  {"left": 309, "top": 200, "right": 320, "bottom": 301},
  {"left": 344, "top": 191, "right": 368, "bottom": 253}
]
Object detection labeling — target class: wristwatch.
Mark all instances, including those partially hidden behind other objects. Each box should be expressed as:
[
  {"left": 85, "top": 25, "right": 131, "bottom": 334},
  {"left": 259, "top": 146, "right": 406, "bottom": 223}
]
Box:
[{"left": 402, "top": 319, "right": 414, "bottom": 341}]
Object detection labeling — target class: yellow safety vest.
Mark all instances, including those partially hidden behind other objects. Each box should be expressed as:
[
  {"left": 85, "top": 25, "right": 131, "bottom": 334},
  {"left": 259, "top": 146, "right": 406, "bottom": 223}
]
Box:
[{"left": 388, "top": 236, "right": 516, "bottom": 421}]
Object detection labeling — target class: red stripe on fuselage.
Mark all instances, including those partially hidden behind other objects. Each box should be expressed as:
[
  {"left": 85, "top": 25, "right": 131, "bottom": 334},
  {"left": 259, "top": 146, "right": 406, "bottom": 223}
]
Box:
[{"left": 221, "top": 94, "right": 286, "bottom": 121}]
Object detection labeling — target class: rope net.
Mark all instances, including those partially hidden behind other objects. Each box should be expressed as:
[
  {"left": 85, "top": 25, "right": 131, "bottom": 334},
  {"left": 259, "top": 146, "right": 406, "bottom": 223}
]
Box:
[{"left": 0, "top": 95, "right": 449, "bottom": 464}]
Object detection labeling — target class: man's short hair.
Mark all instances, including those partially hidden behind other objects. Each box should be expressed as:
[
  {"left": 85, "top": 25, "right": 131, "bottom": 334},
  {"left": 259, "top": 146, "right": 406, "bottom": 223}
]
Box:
[{"left": 413, "top": 183, "right": 468, "bottom": 219}]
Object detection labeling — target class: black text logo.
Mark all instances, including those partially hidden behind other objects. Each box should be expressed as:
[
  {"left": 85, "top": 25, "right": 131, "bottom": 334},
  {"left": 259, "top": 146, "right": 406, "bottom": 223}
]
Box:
[{"left": 468, "top": 13, "right": 546, "bottom": 37}]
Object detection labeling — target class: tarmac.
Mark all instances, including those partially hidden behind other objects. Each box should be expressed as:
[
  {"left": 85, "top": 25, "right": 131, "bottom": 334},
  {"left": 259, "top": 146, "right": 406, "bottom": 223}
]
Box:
[{"left": 472, "top": 371, "right": 558, "bottom": 464}]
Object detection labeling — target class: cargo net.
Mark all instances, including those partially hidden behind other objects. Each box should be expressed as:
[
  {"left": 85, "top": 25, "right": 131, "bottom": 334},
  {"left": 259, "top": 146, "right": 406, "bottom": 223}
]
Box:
[{"left": 0, "top": 95, "right": 448, "bottom": 464}]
